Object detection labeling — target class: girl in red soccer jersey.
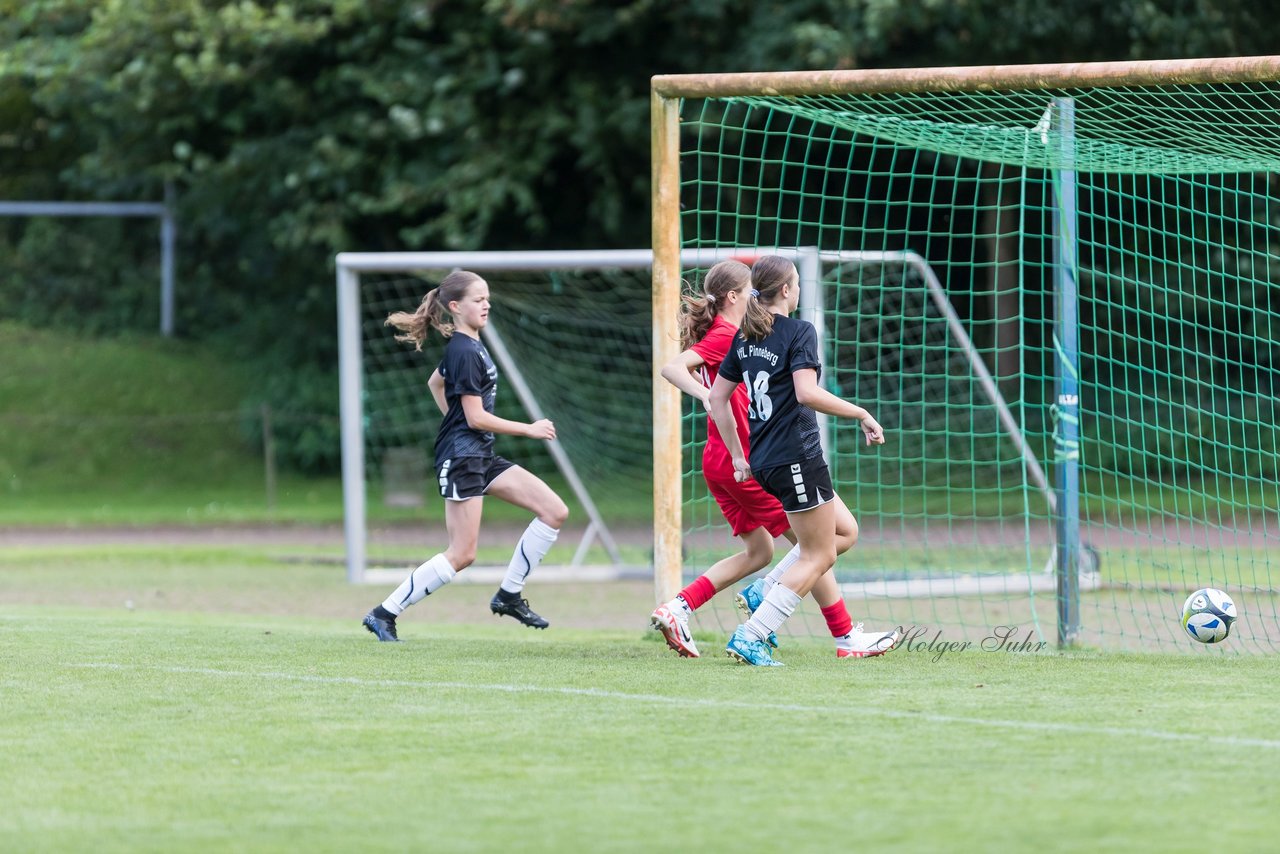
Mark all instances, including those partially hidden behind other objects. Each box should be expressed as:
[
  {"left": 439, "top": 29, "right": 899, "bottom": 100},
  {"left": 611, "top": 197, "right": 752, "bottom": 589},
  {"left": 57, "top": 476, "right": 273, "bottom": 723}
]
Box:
[
  {"left": 711, "top": 255, "right": 899, "bottom": 666},
  {"left": 651, "top": 259, "right": 875, "bottom": 659},
  {"left": 361, "top": 270, "right": 569, "bottom": 642}
]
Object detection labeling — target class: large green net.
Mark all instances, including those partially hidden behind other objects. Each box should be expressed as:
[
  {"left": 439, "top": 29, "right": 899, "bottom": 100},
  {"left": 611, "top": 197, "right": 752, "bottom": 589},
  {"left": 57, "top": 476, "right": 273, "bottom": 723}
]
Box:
[{"left": 676, "top": 78, "right": 1280, "bottom": 653}]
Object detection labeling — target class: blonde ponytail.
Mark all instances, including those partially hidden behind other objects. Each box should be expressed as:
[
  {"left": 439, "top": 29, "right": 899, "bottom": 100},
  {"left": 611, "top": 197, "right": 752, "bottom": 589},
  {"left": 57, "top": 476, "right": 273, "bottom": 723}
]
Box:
[{"left": 385, "top": 270, "right": 485, "bottom": 349}]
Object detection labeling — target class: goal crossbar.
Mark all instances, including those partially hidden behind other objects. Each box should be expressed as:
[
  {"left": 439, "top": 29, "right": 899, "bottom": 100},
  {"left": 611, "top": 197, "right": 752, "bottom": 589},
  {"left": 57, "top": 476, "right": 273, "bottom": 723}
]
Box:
[{"left": 652, "top": 55, "right": 1280, "bottom": 98}]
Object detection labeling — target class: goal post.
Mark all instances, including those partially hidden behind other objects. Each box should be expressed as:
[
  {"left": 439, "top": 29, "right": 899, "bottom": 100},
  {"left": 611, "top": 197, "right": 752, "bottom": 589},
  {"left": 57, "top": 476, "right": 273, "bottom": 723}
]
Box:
[{"left": 653, "top": 55, "right": 1280, "bottom": 653}]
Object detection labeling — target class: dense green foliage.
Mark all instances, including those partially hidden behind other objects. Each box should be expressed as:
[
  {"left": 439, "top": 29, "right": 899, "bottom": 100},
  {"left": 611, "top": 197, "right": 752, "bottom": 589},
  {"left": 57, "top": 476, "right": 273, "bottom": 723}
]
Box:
[{"left": 0, "top": 1, "right": 1276, "bottom": 473}]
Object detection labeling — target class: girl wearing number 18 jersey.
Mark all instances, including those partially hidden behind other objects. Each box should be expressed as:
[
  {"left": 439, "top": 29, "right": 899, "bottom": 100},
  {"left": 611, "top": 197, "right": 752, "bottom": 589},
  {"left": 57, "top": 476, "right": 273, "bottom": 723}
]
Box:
[
  {"left": 652, "top": 260, "right": 885, "bottom": 660},
  {"left": 710, "top": 256, "right": 900, "bottom": 666}
]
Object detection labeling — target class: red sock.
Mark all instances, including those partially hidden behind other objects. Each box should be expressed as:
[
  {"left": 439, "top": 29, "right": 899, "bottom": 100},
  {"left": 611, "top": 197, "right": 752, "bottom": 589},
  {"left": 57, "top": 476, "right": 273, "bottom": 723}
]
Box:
[
  {"left": 677, "top": 575, "right": 717, "bottom": 611},
  {"left": 821, "top": 599, "right": 854, "bottom": 637}
]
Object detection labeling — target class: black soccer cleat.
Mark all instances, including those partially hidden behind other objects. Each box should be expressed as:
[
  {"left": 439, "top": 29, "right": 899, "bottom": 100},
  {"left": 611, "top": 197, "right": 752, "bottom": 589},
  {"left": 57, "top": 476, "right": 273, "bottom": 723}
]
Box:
[
  {"left": 362, "top": 609, "right": 401, "bottom": 642},
  {"left": 489, "top": 592, "right": 549, "bottom": 629}
]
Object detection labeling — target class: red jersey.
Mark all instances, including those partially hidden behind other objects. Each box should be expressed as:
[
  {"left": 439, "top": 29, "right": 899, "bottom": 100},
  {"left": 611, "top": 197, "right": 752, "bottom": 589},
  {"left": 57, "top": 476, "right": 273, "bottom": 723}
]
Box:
[
  {"left": 690, "top": 316, "right": 751, "bottom": 459},
  {"left": 690, "top": 315, "right": 791, "bottom": 538}
]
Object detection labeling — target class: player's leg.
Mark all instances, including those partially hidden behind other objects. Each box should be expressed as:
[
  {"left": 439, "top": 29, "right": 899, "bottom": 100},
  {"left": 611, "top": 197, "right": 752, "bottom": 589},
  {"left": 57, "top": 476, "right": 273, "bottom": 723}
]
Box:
[
  {"left": 651, "top": 525, "right": 776, "bottom": 658},
  {"left": 821, "top": 494, "right": 899, "bottom": 657},
  {"left": 650, "top": 465, "right": 783, "bottom": 657},
  {"left": 808, "top": 495, "right": 855, "bottom": 649},
  {"left": 383, "top": 497, "right": 480, "bottom": 618},
  {"left": 736, "top": 490, "right": 801, "bottom": 622},
  {"left": 833, "top": 493, "right": 859, "bottom": 556},
  {"left": 712, "top": 472, "right": 799, "bottom": 620},
  {"left": 483, "top": 462, "right": 568, "bottom": 629},
  {"left": 728, "top": 456, "right": 847, "bottom": 665},
  {"left": 741, "top": 492, "right": 854, "bottom": 617},
  {"left": 809, "top": 568, "right": 898, "bottom": 658},
  {"left": 362, "top": 497, "right": 480, "bottom": 642},
  {"left": 735, "top": 532, "right": 797, "bottom": 623},
  {"left": 743, "top": 475, "right": 854, "bottom": 611},
  {"left": 726, "top": 499, "right": 835, "bottom": 665},
  {"left": 362, "top": 459, "right": 486, "bottom": 642}
]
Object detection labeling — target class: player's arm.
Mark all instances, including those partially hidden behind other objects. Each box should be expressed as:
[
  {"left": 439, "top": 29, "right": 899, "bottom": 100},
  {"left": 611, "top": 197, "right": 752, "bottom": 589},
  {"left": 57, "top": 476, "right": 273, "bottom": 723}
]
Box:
[
  {"left": 427, "top": 368, "right": 447, "bottom": 415},
  {"left": 660, "top": 349, "right": 711, "bottom": 408},
  {"left": 708, "top": 374, "right": 751, "bottom": 481},
  {"left": 460, "top": 395, "right": 556, "bottom": 440},
  {"left": 793, "top": 368, "right": 885, "bottom": 445}
]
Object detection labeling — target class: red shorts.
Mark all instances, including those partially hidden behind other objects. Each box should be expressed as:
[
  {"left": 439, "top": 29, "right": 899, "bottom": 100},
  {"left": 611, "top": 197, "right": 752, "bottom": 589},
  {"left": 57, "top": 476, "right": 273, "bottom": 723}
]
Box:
[{"left": 702, "top": 443, "right": 791, "bottom": 538}]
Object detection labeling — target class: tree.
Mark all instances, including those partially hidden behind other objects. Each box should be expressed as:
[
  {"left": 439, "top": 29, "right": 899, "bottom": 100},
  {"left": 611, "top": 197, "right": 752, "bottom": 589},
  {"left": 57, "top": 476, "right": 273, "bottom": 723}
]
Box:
[{"left": 2, "top": 0, "right": 1276, "bottom": 472}]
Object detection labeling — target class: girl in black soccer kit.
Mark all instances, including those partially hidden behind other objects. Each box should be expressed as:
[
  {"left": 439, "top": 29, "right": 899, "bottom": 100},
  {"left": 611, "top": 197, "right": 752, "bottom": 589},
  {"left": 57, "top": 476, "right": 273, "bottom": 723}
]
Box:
[
  {"left": 362, "top": 270, "right": 569, "bottom": 641},
  {"left": 709, "top": 256, "right": 900, "bottom": 665}
]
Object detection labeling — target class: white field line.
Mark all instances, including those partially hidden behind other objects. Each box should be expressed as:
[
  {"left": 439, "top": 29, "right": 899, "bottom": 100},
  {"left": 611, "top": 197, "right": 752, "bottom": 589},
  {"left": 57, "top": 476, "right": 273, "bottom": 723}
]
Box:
[{"left": 68, "top": 661, "right": 1280, "bottom": 750}]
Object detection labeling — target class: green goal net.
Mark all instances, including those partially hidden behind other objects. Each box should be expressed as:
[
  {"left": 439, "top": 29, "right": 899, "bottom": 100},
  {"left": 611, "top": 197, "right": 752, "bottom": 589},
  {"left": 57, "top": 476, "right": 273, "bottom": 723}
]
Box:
[{"left": 660, "top": 60, "right": 1280, "bottom": 653}]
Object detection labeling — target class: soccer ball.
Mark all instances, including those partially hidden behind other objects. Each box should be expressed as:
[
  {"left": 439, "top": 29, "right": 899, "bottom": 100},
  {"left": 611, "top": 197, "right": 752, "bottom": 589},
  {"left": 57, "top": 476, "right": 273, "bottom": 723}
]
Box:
[{"left": 1181, "top": 588, "right": 1237, "bottom": 644}]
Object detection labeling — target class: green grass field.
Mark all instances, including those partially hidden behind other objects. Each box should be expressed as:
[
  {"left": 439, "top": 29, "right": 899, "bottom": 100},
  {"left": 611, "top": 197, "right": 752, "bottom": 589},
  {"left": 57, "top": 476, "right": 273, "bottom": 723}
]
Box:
[
  {"left": 2, "top": 544, "right": 1279, "bottom": 852},
  {"left": 5, "top": 320, "right": 1280, "bottom": 849}
]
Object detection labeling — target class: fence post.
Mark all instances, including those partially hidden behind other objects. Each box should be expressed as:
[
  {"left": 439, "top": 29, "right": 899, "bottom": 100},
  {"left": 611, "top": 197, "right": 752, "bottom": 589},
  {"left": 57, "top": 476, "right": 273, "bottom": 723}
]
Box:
[
  {"left": 262, "top": 403, "right": 277, "bottom": 514},
  {"left": 161, "top": 182, "right": 177, "bottom": 337}
]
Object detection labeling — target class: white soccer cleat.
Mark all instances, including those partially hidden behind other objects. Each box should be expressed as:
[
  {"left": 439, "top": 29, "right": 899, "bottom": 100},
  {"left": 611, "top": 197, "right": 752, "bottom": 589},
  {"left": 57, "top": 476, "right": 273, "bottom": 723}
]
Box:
[
  {"left": 836, "top": 623, "right": 900, "bottom": 658},
  {"left": 650, "top": 604, "right": 700, "bottom": 658}
]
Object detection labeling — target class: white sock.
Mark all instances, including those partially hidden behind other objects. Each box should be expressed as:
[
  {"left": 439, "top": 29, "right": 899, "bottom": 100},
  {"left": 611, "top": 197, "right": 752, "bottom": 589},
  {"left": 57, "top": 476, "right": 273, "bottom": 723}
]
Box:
[
  {"left": 382, "top": 554, "right": 457, "bottom": 616},
  {"left": 763, "top": 545, "right": 801, "bottom": 593},
  {"left": 499, "top": 518, "right": 560, "bottom": 595},
  {"left": 744, "top": 583, "right": 801, "bottom": 643}
]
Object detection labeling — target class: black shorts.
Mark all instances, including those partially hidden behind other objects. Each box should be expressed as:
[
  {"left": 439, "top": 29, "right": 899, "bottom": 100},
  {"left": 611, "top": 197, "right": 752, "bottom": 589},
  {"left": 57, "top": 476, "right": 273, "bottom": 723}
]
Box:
[
  {"left": 755, "top": 456, "right": 834, "bottom": 513},
  {"left": 437, "top": 455, "right": 515, "bottom": 501}
]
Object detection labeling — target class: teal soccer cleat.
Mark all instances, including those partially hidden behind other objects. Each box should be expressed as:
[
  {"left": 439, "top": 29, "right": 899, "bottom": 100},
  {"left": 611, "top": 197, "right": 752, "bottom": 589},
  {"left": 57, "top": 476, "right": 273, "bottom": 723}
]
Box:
[
  {"left": 725, "top": 625, "right": 783, "bottom": 667},
  {"left": 734, "top": 578, "right": 779, "bottom": 650}
]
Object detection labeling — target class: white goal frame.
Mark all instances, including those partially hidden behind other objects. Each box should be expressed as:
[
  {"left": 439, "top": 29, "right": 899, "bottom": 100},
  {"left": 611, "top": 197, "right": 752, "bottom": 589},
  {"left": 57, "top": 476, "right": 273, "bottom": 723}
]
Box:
[
  {"left": 338, "top": 250, "right": 657, "bottom": 584},
  {"left": 335, "top": 247, "right": 829, "bottom": 585},
  {"left": 336, "top": 248, "right": 1043, "bottom": 596}
]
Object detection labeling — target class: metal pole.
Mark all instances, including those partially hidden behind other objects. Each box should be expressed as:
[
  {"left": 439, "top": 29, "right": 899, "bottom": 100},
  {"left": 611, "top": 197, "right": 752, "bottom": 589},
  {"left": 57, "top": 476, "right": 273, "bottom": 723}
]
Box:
[
  {"left": 1052, "top": 97, "right": 1082, "bottom": 647},
  {"left": 160, "top": 182, "right": 176, "bottom": 337},
  {"left": 0, "top": 201, "right": 165, "bottom": 216},
  {"left": 261, "top": 403, "right": 277, "bottom": 514},
  {"left": 337, "top": 263, "right": 366, "bottom": 584}
]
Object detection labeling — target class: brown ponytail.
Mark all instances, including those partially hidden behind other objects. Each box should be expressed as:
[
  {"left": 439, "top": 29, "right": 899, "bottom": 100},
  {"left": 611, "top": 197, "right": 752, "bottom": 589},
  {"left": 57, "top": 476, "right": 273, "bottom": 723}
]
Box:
[
  {"left": 739, "top": 255, "right": 796, "bottom": 341},
  {"left": 677, "top": 259, "right": 751, "bottom": 349},
  {"left": 385, "top": 270, "right": 486, "bottom": 349}
]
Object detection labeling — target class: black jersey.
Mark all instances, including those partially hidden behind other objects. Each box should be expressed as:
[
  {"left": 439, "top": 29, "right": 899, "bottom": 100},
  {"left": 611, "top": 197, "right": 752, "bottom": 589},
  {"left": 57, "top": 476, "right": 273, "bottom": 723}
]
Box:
[
  {"left": 718, "top": 313, "right": 823, "bottom": 470},
  {"left": 434, "top": 332, "right": 498, "bottom": 466}
]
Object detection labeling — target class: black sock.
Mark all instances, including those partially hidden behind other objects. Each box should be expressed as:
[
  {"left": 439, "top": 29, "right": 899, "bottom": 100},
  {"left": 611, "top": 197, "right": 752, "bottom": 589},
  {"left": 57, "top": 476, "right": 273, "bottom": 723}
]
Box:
[
  {"left": 495, "top": 588, "right": 520, "bottom": 603},
  {"left": 372, "top": 605, "right": 397, "bottom": 621}
]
